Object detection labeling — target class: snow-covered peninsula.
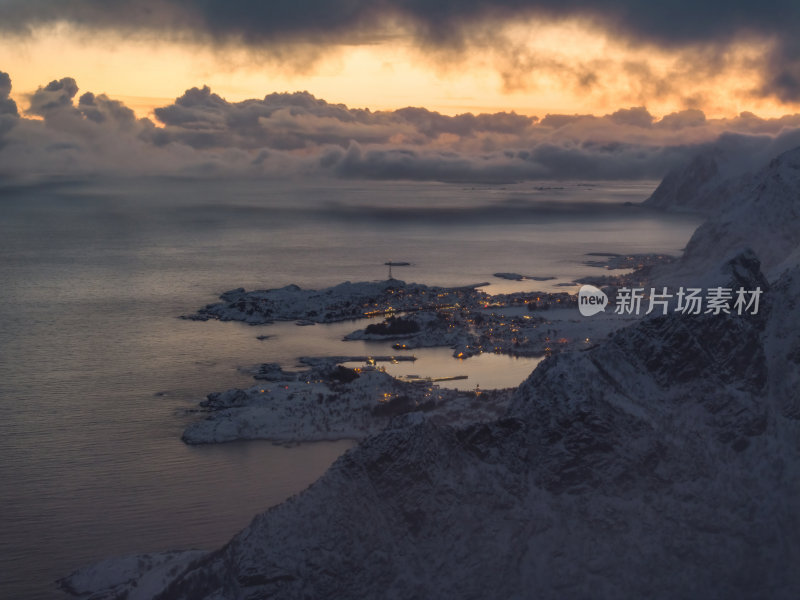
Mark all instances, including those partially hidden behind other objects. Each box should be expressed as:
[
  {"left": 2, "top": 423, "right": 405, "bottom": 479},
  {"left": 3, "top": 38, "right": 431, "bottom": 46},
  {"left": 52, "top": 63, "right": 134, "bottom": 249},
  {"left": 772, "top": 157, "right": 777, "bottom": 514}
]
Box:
[
  {"left": 184, "top": 280, "right": 490, "bottom": 325},
  {"left": 61, "top": 146, "right": 800, "bottom": 599},
  {"left": 62, "top": 249, "right": 800, "bottom": 600},
  {"left": 182, "top": 357, "right": 511, "bottom": 444},
  {"left": 180, "top": 284, "right": 630, "bottom": 445}
]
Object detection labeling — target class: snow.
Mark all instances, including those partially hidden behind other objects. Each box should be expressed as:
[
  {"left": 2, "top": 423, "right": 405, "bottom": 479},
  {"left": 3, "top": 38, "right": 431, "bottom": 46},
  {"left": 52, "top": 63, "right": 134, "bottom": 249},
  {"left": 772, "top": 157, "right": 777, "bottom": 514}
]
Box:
[
  {"left": 62, "top": 145, "right": 800, "bottom": 599},
  {"left": 185, "top": 279, "right": 488, "bottom": 325},
  {"left": 66, "top": 252, "right": 800, "bottom": 600},
  {"left": 345, "top": 302, "right": 631, "bottom": 358},
  {"left": 643, "top": 134, "right": 800, "bottom": 215},
  {"left": 59, "top": 550, "right": 206, "bottom": 600},
  {"left": 182, "top": 358, "right": 512, "bottom": 444},
  {"left": 649, "top": 146, "right": 800, "bottom": 286}
]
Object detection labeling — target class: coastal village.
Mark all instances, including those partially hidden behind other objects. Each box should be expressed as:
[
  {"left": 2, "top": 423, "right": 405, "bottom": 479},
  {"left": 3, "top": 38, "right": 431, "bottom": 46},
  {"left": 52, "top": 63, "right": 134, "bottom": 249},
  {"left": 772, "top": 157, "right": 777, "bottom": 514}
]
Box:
[
  {"left": 182, "top": 355, "right": 512, "bottom": 444},
  {"left": 181, "top": 255, "right": 661, "bottom": 444}
]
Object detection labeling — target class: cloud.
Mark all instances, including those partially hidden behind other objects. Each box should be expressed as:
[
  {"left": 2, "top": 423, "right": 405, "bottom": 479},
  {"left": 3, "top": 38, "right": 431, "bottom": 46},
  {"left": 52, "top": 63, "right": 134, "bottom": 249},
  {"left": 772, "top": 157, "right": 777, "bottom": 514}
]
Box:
[
  {"left": 607, "top": 107, "right": 655, "bottom": 128},
  {"left": 1, "top": 2, "right": 800, "bottom": 101},
  {"left": 2, "top": 72, "right": 800, "bottom": 186},
  {"left": 78, "top": 91, "right": 137, "bottom": 126},
  {"left": 656, "top": 108, "right": 707, "bottom": 130},
  {"left": 27, "top": 77, "right": 79, "bottom": 116},
  {"left": 0, "top": 1, "right": 789, "bottom": 48},
  {"left": 146, "top": 86, "right": 539, "bottom": 153},
  {"left": 763, "top": 38, "right": 800, "bottom": 102},
  {"left": 0, "top": 71, "right": 19, "bottom": 151},
  {"left": 0, "top": 71, "right": 18, "bottom": 117}
]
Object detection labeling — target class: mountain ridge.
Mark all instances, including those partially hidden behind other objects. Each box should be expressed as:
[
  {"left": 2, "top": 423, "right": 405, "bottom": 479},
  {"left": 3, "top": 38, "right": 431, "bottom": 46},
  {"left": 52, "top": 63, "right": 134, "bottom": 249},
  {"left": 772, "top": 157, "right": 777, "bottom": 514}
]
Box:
[{"left": 62, "top": 252, "right": 800, "bottom": 600}]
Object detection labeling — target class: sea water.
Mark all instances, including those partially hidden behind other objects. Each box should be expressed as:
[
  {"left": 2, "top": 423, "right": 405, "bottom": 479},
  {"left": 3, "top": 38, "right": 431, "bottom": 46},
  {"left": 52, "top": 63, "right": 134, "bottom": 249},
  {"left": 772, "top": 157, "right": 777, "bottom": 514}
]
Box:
[{"left": 0, "top": 178, "right": 702, "bottom": 598}]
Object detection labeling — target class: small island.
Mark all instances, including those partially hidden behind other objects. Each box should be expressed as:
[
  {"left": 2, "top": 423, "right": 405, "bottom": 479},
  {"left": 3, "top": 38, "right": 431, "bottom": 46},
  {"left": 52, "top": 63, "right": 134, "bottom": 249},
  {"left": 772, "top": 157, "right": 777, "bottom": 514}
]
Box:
[
  {"left": 182, "top": 356, "right": 512, "bottom": 444},
  {"left": 181, "top": 278, "right": 634, "bottom": 444}
]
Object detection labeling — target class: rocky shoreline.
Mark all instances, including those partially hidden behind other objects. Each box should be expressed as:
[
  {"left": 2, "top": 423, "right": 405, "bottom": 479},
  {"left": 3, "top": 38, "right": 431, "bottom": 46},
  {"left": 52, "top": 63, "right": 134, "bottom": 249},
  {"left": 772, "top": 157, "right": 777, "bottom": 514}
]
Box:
[{"left": 182, "top": 356, "right": 512, "bottom": 444}]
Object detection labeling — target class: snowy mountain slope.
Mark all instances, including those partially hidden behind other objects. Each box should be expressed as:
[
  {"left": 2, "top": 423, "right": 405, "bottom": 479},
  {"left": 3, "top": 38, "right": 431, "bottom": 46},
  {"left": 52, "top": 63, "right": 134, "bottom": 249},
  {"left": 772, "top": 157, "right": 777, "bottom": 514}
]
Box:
[
  {"left": 646, "top": 146, "right": 800, "bottom": 286},
  {"left": 644, "top": 149, "right": 729, "bottom": 213},
  {"left": 59, "top": 551, "right": 207, "bottom": 600},
  {"left": 60, "top": 141, "right": 800, "bottom": 599},
  {"left": 643, "top": 133, "right": 800, "bottom": 214},
  {"left": 63, "top": 252, "right": 800, "bottom": 600},
  {"left": 682, "top": 148, "right": 800, "bottom": 274},
  {"left": 181, "top": 367, "right": 510, "bottom": 444}
]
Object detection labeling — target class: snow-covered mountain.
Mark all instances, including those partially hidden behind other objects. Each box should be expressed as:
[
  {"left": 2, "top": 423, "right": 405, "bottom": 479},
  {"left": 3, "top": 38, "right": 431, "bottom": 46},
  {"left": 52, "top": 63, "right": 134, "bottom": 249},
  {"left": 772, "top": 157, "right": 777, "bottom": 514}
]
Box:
[
  {"left": 60, "top": 141, "right": 800, "bottom": 599},
  {"left": 643, "top": 133, "right": 800, "bottom": 214},
  {"left": 181, "top": 364, "right": 510, "bottom": 444},
  {"left": 644, "top": 149, "right": 729, "bottom": 213},
  {"left": 61, "top": 251, "right": 800, "bottom": 599},
  {"left": 680, "top": 147, "right": 800, "bottom": 277},
  {"left": 646, "top": 145, "right": 800, "bottom": 286}
]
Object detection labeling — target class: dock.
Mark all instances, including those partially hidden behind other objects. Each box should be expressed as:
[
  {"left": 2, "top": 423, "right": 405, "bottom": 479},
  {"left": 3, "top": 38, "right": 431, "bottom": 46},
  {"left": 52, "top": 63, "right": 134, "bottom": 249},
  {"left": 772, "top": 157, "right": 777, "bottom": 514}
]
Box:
[{"left": 396, "top": 374, "right": 468, "bottom": 383}]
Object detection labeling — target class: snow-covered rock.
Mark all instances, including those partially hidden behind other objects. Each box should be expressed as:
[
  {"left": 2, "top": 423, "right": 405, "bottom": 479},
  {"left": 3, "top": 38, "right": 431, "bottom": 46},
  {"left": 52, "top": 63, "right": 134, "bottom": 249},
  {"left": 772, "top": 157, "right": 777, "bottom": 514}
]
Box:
[
  {"left": 64, "top": 142, "right": 800, "bottom": 598},
  {"left": 644, "top": 133, "right": 800, "bottom": 214},
  {"left": 646, "top": 146, "right": 800, "bottom": 286},
  {"left": 182, "top": 362, "right": 510, "bottom": 444},
  {"left": 69, "top": 253, "right": 800, "bottom": 599},
  {"left": 681, "top": 148, "right": 800, "bottom": 276},
  {"left": 59, "top": 551, "right": 206, "bottom": 600},
  {"left": 645, "top": 150, "right": 729, "bottom": 213},
  {"left": 185, "top": 279, "right": 487, "bottom": 325}
]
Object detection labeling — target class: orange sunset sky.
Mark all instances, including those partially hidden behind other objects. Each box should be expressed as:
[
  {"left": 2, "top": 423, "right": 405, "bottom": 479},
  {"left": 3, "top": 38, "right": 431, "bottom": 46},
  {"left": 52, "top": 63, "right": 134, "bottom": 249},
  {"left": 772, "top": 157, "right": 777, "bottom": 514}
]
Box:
[
  {"left": 2, "top": 6, "right": 799, "bottom": 121},
  {"left": 4, "top": 1, "right": 800, "bottom": 183}
]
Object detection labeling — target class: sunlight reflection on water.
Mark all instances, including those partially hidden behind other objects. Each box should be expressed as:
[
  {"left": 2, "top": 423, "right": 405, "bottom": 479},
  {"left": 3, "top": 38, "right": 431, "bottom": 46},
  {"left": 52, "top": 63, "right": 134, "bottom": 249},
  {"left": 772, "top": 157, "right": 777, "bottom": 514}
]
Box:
[{"left": 0, "top": 179, "right": 701, "bottom": 598}]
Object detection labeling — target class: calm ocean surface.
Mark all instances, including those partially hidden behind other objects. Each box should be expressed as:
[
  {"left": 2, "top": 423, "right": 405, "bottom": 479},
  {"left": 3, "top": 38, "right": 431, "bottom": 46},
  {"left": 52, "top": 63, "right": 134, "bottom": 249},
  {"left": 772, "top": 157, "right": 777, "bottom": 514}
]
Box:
[{"left": 0, "top": 178, "right": 702, "bottom": 599}]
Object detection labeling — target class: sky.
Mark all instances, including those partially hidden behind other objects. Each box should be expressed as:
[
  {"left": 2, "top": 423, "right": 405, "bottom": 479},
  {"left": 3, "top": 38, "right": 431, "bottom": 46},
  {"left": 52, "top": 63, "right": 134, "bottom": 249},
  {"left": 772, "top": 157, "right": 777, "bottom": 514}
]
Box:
[{"left": 2, "top": 0, "right": 800, "bottom": 184}]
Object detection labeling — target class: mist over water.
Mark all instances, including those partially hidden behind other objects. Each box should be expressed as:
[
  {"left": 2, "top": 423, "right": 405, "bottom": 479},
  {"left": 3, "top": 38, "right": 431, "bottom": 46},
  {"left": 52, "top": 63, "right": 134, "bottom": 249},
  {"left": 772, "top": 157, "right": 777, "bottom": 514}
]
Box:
[{"left": 0, "top": 178, "right": 702, "bottom": 599}]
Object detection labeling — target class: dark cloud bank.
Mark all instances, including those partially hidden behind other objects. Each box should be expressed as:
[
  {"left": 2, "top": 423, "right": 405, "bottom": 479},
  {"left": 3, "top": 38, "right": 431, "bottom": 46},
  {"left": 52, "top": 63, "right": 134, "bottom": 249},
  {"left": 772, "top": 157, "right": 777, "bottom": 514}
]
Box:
[
  {"left": 2, "top": 1, "right": 800, "bottom": 102},
  {"left": 2, "top": 71, "right": 800, "bottom": 185}
]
